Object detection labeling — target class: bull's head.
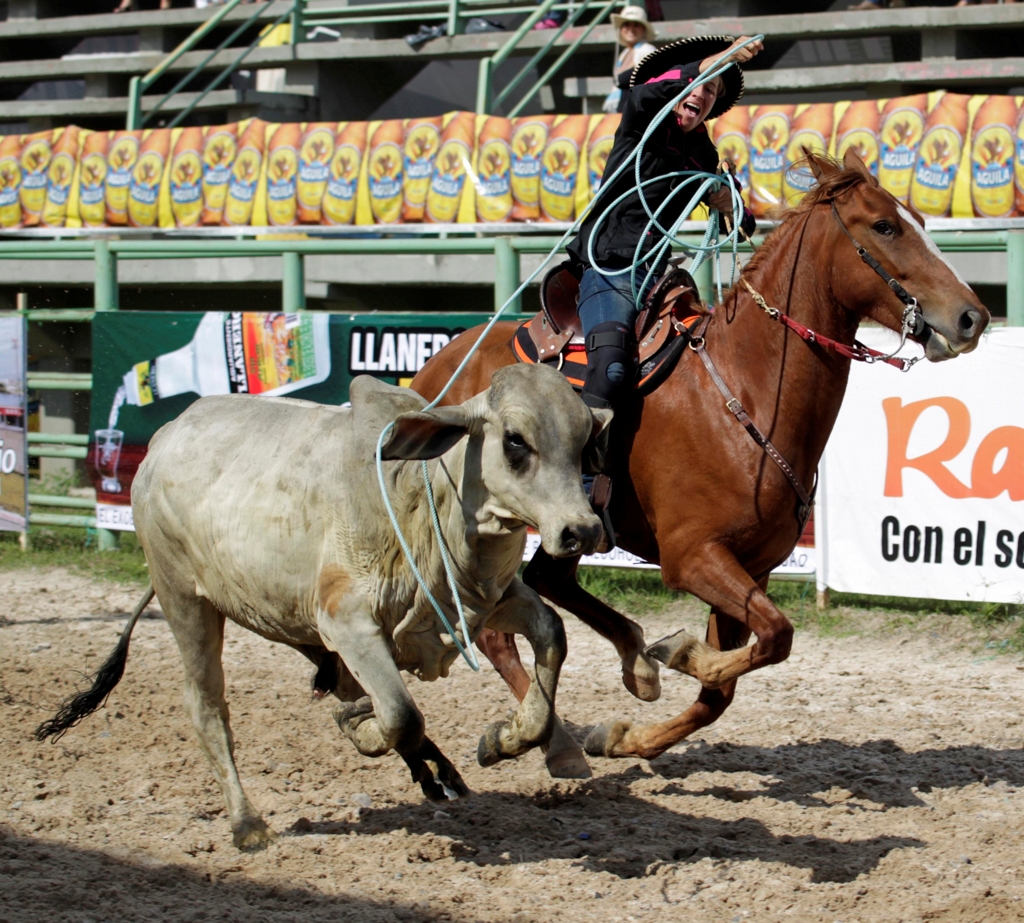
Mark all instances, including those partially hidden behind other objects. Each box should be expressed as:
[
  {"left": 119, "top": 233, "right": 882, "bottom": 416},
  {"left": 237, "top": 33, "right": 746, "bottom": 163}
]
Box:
[{"left": 381, "top": 364, "right": 607, "bottom": 558}]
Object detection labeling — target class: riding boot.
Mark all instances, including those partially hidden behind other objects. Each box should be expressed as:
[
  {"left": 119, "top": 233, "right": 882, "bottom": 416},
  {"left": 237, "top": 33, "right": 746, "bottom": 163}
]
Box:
[
  {"left": 580, "top": 320, "right": 637, "bottom": 411},
  {"left": 580, "top": 320, "right": 636, "bottom": 551}
]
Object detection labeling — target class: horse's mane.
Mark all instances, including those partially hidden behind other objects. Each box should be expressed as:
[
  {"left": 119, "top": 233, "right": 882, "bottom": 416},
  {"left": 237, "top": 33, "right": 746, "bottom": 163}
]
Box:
[{"left": 737, "top": 157, "right": 872, "bottom": 285}]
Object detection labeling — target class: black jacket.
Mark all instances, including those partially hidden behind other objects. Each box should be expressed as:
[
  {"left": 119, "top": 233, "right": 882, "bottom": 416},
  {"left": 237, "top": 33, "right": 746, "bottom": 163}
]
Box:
[{"left": 567, "top": 61, "right": 756, "bottom": 272}]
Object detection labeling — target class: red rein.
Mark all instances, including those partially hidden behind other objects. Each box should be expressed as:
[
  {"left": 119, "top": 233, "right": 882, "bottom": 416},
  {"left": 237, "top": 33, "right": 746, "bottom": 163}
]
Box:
[{"left": 739, "top": 278, "right": 915, "bottom": 372}]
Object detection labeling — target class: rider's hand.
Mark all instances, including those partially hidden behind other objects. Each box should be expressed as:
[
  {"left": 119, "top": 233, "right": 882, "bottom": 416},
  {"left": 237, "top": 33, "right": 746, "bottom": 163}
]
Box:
[
  {"left": 707, "top": 187, "right": 735, "bottom": 215},
  {"left": 699, "top": 35, "right": 763, "bottom": 73}
]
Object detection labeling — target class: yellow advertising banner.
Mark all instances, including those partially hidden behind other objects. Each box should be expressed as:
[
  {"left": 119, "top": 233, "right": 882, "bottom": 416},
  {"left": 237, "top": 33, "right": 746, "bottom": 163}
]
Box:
[{"left": 9, "top": 94, "right": 1022, "bottom": 230}]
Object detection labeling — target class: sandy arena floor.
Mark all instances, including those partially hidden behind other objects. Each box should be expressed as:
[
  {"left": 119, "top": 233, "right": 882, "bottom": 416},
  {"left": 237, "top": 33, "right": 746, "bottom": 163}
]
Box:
[{"left": 2, "top": 567, "right": 1024, "bottom": 923}]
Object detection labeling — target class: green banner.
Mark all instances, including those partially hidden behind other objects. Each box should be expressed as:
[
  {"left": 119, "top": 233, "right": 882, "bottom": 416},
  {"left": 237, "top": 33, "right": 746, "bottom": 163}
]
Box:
[{"left": 88, "top": 310, "right": 523, "bottom": 530}]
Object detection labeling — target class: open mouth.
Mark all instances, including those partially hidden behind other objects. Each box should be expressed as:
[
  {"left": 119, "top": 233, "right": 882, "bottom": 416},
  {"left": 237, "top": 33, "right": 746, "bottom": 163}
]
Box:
[{"left": 681, "top": 101, "right": 701, "bottom": 116}]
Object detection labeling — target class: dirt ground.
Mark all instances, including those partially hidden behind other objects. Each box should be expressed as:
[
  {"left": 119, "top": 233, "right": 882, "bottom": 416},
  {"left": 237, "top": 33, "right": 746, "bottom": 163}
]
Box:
[{"left": 2, "top": 567, "right": 1024, "bottom": 923}]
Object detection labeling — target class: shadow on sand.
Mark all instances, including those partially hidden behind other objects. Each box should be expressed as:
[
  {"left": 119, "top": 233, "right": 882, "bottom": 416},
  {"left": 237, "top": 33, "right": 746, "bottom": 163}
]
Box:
[
  {"left": 292, "top": 774, "right": 922, "bottom": 883},
  {"left": 0, "top": 824, "right": 449, "bottom": 923},
  {"left": 647, "top": 737, "right": 1024, "bottom": 809}
]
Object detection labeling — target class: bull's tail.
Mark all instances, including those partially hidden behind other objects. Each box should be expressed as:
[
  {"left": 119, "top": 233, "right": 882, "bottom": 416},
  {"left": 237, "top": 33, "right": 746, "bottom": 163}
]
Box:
[{"left": 35, "top": 583, "right": 156, "bottom": 742}]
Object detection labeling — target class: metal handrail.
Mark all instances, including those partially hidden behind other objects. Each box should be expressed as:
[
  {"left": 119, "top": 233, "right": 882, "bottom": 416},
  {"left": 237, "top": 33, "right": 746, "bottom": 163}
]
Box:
[
  {"left": 476, "top": 0, "right": 623, "bottom": 114},
  {"left": 491, "top": 0, "right": 588, "bottom": 110},
  {"left": 507, "top": 0, "right": 620, "bottom": 116},
  {"left": 127, "top": 0, "right": 295, "bottom": 130}
]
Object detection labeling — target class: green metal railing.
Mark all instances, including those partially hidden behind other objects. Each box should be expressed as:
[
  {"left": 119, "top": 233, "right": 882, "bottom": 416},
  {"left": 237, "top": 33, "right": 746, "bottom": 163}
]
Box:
[
  {"left": 126, "top": 0, "right": 296, "bottom": 130},
  {"left": 7, "top": 225, "right": 1024, "bottom": 543},
  {"left": 5, "top": 229, "right": 1024, "bottom": 317},
  {"left": 476, "top": 0, "right": 621, "bottom": 115}
]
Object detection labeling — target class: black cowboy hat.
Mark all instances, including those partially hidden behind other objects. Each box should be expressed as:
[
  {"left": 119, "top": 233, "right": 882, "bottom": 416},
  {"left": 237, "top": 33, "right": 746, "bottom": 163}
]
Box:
[{"left": 629, "top": 35, "right": 744, "bottom": 120}]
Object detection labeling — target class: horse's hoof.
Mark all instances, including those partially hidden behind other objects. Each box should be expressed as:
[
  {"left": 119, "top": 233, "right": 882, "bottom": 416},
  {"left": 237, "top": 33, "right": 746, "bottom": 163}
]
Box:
[
  {"left": 232, "top": 817, "right": 276, "bottom": 851},
  {"left": 545, "top": 748, "right": 592, "bottom": 779},
  {"left": 645, "top": 630, "right": 715, "bottom": 681},
  {"left": 584, "top": 720, "right": 631, "bottom": 758}
]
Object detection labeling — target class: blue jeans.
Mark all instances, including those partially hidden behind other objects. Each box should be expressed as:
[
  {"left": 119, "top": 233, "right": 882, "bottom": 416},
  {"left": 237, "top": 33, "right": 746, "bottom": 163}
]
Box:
[{"left": 577, "top": 267, "right": 657, "bottom": 339}]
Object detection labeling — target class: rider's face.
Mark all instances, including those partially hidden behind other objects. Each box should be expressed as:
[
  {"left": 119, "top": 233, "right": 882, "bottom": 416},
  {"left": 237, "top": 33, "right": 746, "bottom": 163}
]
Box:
[{"left": 673, "top": 76, "right": 723, "bottom": 132}]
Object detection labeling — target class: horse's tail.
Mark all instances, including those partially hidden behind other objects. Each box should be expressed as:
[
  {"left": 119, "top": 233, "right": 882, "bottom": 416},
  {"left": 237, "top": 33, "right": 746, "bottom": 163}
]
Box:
[{"left": 35, "top": 583, "right": 156, "bottom": 743}]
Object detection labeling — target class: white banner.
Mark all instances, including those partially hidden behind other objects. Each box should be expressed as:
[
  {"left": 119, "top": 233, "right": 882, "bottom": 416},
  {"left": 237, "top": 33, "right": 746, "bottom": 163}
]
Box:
[
  {"left": 523, "top": 531, "right": 816, "bottom": 575},
  {"left": 820, "top": 326, "right": 1024, "bottom": 603},
  {"left": 0, "top": 314, "right": 27, "bottom": 532},
  {"left": 96, "top": 502, "right": 135, "bottom": 532}
]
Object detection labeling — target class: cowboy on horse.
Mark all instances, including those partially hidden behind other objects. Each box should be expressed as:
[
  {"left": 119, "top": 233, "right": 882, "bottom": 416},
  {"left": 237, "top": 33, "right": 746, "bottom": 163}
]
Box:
[{"left": 566, "top": 35, "right": 762, "bottom": 411}]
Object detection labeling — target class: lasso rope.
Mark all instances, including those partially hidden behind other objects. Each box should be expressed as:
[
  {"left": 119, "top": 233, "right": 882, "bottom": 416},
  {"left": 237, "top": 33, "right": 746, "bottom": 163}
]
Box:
[{"left": 376, "top": 36, "right": 765, "bottom": 670}]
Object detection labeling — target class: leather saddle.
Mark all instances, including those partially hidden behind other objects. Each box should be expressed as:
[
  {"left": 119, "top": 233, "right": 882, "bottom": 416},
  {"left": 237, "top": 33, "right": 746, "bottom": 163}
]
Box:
[{"left": 513, "top": 261, "right": 710, "bottom": 393}]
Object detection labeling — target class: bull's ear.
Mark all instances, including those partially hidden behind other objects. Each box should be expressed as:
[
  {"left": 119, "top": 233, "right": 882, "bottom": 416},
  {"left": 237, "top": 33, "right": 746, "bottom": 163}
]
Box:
[
  {"left": 582, "top": 407, "right": 613, "bottom": 475},
  {"left": 380, "top": 406, "right": 471, "bottom": 460}
]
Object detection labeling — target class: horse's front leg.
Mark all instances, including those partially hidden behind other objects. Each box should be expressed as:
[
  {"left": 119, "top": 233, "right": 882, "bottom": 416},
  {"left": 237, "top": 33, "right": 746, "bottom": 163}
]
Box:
[
  {"left": 585, "top": 601, "right": 753, "bottom": 760},
  {"left": 647, "top": 548, "right": 793, "bottom": 689},
  {"left": 524, "top": 548, "right": 662, "bottom": 702}
]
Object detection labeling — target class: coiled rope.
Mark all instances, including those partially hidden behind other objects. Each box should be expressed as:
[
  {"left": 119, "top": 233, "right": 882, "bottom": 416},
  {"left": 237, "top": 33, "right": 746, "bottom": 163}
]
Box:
[{"left": 375, "top": 35, "right": 765, "bottom": 670}]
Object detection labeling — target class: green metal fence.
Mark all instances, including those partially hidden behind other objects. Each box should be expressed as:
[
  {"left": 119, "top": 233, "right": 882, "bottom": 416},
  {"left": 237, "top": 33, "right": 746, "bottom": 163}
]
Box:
[{"left": 6, "top": 226, "right": 1023, "bottom": 544}]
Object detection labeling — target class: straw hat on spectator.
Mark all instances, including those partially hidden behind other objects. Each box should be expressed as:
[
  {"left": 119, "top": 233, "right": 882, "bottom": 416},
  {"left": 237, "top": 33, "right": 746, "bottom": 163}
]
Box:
[{"left": 611, "top": 5, "right": 657, "bottom": 44}]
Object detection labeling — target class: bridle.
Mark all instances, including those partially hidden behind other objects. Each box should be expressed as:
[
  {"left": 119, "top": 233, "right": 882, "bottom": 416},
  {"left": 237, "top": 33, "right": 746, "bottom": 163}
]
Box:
[
  {"left": 829, "top": 200, "right": 927, "bottom": 369},
  {"left": 735, "top": 200, "right": 926, "bottom": 373},
  {"left": 688, "top": 189, "right": 931, "bottom": 526}
]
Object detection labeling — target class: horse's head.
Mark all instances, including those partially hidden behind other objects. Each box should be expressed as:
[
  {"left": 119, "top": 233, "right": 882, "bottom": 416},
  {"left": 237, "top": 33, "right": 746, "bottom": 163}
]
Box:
[{"left": 806, "top": 149, "right": 989, "bottom": 360}]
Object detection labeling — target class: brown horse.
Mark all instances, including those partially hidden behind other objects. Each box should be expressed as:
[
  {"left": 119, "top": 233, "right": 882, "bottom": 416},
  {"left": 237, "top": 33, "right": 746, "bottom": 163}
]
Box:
[{"left": 411, "top": 150, "right": 989, "bottom": 770}]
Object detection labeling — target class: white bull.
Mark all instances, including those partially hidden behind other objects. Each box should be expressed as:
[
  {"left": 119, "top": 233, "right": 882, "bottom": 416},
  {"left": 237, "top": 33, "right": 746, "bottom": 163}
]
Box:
[{"left": 38, "top": 364, "right": 608, "bottom": 850}]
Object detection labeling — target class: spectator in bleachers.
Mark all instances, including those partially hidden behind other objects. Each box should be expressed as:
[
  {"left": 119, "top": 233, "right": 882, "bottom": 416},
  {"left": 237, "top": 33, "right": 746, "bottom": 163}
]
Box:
[
  {"left": 603, "top": 5, "right": 657, "bottom": 113},
  {"left": 533, "top": 3, "right": 566, "bottom": 31}
]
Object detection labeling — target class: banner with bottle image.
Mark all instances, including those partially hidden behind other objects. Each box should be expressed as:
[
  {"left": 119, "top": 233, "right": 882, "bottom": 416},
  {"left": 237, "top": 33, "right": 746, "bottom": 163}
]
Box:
[
  {"left": 3, "top": 92, "right": 1022, "bottom": 231},
  {"left": 87, "top": 310, "right": 514, "bottom": 530},
  {"left": 0, "top": 314, "right": 27, "bottom": 532}
]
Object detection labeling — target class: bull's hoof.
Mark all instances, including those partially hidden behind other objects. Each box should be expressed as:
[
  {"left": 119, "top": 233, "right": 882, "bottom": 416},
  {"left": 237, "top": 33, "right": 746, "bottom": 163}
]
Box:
[
  {"left": 583, "top": 720, "right": 631, "bottom": 758},
  {"left": 543, "top": 722, "right": 592, "bottom": 779},
  {"left": 232, "top": 816, "right": 276, "bottom": 851},
  {"left": 417, "top": 759, "right": 469, "bottom": 803},
  {"left": 622, "top": 665, "right": 661, "bottom": 702},
  {"left": 545, "top": 747, "right": 592, "bottom": 779},
  {"left": 477, "top": 722, "right": 508, "bottom": 768},
  {"left": 333, "top": 696, "right": 374, "bottom": 733}
]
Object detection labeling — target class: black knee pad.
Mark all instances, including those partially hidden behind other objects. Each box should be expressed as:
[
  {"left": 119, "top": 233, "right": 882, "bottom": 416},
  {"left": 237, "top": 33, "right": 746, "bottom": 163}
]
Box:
[{"left": 581, "top": 321, "right": 637, "bottom": 410}]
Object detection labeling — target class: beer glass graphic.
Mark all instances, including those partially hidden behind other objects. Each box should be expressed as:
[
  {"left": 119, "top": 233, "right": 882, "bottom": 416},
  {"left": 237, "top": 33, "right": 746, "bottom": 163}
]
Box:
[{"left": 95, "top": 428, "right": 124, "bottom": 493}]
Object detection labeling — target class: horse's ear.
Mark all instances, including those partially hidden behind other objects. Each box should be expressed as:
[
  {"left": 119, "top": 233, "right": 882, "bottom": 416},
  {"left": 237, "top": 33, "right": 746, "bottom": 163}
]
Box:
[
  {"left": 842, "top": 146, "right": 878, "bottom": 184},
  {"left": 804, "top": 146, "right": 839, "bottom": 181}
]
